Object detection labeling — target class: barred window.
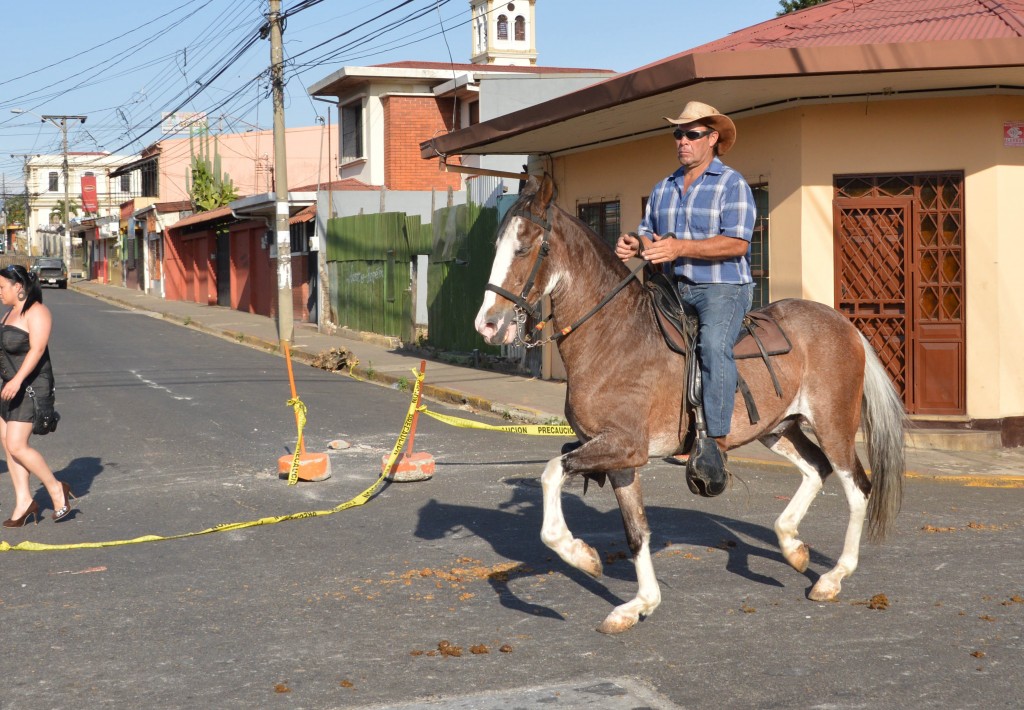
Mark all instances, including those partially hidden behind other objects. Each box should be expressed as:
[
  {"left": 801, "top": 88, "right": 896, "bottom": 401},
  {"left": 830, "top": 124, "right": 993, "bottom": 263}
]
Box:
[
  {"left": 577, "top": 200, "right": 621, "bottom": 249},
  {"left": 341, "top": 100, "right": 364, "bottom": 163},
  {"left": 750, "top": 184, "right": 770, "bottom": 308}
]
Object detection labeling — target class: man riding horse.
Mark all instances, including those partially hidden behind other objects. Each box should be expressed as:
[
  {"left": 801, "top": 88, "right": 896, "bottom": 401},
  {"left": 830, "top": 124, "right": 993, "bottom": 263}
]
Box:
[{"left": 615, "top": 101, "right": 755, "bottom": 497}]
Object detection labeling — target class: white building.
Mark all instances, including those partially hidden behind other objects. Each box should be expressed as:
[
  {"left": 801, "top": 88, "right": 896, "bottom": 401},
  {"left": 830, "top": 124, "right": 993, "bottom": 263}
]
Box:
[{"left": 22, "top": 152, "right": 135, "bottom": 260}]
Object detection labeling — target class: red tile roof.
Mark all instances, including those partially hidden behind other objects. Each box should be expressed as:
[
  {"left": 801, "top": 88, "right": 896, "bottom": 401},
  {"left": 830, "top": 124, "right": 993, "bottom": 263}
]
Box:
[
  {"left": 289, "top": 204, "right": 316, "bottom": 225},
  {"left": 290, "top": 178, "right": 381, "bottom": 192},
  {"left": 694, "top": 0, "right": 1024, "bottom": 53},
  {"left": 373, "top": 60, "right": 613, "bottom": 75}
]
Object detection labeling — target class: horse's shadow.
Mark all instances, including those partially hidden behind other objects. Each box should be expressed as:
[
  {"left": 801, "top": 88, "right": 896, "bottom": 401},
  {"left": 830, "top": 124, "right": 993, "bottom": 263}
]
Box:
[{"left": 414, "top": 477, "right": 835, "bottom": 619}]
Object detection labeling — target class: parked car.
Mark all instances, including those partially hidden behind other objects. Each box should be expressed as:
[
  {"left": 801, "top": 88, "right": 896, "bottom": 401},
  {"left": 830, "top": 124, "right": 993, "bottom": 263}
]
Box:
[{"left": 30, "top": 257, "right": 68, "bottom": 289}]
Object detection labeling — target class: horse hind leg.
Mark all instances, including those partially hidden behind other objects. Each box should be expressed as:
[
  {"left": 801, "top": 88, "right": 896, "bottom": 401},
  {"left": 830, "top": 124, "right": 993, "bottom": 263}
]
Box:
[
  {"left": 762, "top": 423, "right": 833, "bottom": 575},
  {"left": 596, "top": 468, "right": 661, "bottom": 634},
  {"left": 540, "top": 456, "right": 603, "bottom": 579},
  {"left": 806, "top": 427, "right": 870, "bottom": 602}
]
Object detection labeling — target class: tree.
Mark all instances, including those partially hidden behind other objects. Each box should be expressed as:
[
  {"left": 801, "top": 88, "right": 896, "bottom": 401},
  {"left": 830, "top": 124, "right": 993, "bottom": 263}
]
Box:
[
  {"left": 49, "top": 198, "right": 80, "bottom": 224},
  {"left": 3, "top": 196, "right": 26, "bottom": 226},
  {"left": 778, "top": 0, "right": 828, "bottom": 14}
]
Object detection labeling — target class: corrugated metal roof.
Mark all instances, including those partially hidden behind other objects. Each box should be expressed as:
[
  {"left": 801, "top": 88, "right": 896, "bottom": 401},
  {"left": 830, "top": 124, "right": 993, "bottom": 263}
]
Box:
[
  {"left": 169, "top": 205, "right": 233, "bottom": 230},
  {"left": 695, "top": 0, "right": 1024, "bottom": 52}
]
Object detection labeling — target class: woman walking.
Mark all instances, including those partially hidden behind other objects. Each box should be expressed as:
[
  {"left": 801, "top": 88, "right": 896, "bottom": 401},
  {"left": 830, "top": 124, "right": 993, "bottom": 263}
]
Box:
[{"left": 0, "top": 264, "right": 74, "bottom": 526}]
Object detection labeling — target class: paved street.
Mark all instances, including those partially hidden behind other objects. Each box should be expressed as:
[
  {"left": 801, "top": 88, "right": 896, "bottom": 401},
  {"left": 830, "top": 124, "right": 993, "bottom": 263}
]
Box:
[{"left": 0, "top": 289, "right": 1020, "bottom": 709}]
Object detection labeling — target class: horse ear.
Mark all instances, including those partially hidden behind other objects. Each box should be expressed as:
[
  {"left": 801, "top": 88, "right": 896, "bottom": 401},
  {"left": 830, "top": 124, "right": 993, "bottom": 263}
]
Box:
[{"left": 536, "top": 174, "right": 556, "bottom": 210}]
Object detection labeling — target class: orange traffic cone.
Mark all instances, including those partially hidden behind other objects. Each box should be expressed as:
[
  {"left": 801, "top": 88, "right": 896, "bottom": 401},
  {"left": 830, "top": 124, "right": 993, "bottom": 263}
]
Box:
[
  {"left": 382, "top": 360, "right": 435, "bottom": 482},
  {"left": 277, "top": 341, "right": 331, "bottom": 482}
]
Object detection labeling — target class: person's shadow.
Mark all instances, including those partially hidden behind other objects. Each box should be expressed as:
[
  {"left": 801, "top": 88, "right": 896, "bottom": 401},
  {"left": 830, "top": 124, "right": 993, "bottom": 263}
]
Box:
[{"left": 414, "top": 476, "right": 835, "bottom": 620}]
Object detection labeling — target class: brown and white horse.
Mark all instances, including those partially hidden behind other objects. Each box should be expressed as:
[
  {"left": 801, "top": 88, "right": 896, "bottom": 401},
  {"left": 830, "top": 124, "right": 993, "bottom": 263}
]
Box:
[{"left": 475, "top": 175, "right": 907, "bottom": 634}]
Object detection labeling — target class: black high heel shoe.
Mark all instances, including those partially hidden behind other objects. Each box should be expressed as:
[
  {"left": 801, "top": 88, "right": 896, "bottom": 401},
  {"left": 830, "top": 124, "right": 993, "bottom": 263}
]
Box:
[
  {"left": 52, "top": 482, "right": 77, "bottom": 523},
  {"left": 3, "top": 501, "right": 40, "bottom": 527}
]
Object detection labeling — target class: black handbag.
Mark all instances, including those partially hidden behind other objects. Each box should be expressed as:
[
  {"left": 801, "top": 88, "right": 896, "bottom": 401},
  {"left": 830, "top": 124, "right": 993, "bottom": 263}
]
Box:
[
  {"left": 26, "top": 385, "right": 60, "bottom": 436},
  {"left": 0, "top": 338, "right": 59, "bottom": 435}
]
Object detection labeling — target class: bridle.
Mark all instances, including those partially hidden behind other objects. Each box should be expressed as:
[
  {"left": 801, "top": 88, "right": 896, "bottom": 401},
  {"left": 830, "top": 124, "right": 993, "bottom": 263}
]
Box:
[
  {"left": 485, "top": 202, "right": 647, "bottom": 349},
  {"left": 484, "top": 203, "right": 552, "bottom": 326}
]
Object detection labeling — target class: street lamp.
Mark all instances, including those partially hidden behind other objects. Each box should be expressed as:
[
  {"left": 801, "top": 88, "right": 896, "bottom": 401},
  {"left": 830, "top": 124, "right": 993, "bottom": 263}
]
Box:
[{"left": 11, "top": 108, "right": 87, "bottom": 270}]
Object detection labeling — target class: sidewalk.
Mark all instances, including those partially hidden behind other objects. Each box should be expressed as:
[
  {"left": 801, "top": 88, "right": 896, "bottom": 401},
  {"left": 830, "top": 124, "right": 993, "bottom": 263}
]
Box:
[{"left": 70, "top": 279, "right": 1024, "bottom": 486}]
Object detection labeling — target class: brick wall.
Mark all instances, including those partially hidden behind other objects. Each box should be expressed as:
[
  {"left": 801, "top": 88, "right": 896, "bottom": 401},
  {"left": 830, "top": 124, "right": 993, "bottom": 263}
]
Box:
[{"left": 383, "top": 95, "right": 463, "bottom": 191}]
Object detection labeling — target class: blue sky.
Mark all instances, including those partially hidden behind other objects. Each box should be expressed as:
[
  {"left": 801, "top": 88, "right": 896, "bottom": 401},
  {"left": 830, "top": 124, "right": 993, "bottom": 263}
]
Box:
[{"left": 0, "top": 0, "right": 781, "bottom": 195}]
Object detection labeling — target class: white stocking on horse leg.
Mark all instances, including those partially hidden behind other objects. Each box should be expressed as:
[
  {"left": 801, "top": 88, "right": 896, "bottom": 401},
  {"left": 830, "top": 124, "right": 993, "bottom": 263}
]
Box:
[
  {"left": 767, "top": 435, "right": 824, "bottom": 574},
  {"left": 539, "top": 457, "right": 603, "bottom": 578},
  {"left": 597, "top": 470, "right": 661, "bottom": 634},
  {"left": 809, "top": 467, "right": 868, "bottom": 601},
  {"left": 598, "top": 537, "right": 660, "bottom": 634}
]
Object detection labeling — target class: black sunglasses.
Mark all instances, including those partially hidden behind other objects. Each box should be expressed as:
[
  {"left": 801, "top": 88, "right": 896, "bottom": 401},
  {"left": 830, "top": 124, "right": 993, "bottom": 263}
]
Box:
[{"left": 672, "top": 128, "right": 715, "bottom": 141}]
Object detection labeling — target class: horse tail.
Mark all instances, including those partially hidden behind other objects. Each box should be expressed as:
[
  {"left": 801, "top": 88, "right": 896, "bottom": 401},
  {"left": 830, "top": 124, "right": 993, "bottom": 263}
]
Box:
[{"left": 859, "top": 333, "right": 908, "bottom": 541}]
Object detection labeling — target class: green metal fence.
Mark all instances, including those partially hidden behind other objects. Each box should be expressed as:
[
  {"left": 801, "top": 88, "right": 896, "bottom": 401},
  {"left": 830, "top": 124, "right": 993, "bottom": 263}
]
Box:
[{"left": 325, "top": 202, "right": 501, "bottom": 353}]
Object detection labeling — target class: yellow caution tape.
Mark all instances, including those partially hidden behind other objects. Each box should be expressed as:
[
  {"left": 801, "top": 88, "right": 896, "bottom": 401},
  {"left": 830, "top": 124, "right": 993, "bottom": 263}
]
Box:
[
  {"left": 417, "top": 406, "right": 576, "bottom": 437},
  {"left": 0, "top": 366, "right": 428, "bottom": 553},
  {"left": 285, "top": 397, "right": 308, "bottom": 486}
]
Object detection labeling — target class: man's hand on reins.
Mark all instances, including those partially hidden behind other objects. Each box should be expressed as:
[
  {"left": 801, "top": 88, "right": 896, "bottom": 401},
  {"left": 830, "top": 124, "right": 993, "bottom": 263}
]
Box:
[{"left": 615, "top": 232, "right": 657, "bottom": 262}]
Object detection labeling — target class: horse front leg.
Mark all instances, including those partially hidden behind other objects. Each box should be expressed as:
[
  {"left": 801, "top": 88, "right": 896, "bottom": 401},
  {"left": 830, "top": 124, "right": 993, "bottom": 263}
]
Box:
[
  {"left": 596, "top": 468, "right": 661, "bottom": 635},
  {"left": 540, "top": 456, "right": 603, "bottom": 578}
]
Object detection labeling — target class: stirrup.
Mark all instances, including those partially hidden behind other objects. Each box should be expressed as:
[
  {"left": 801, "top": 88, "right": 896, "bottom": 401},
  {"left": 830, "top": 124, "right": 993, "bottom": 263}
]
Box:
[{"left": 685, "top": 436, "right": 729, "bottom": 497}]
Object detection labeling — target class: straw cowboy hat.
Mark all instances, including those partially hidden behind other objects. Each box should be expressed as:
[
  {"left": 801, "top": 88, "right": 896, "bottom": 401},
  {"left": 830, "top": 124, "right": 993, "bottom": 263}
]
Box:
[{"left": 664, "top": 101, "right": 737, "bottom": 155}]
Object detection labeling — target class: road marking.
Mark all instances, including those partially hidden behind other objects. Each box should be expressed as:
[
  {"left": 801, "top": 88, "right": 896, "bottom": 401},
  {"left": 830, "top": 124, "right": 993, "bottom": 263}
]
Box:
[
  {"left": 129, "top": 369, "right": 192, "bottom": 401},
  {"left": 348, "top": 679, "right": 681, "bottom": 710}
]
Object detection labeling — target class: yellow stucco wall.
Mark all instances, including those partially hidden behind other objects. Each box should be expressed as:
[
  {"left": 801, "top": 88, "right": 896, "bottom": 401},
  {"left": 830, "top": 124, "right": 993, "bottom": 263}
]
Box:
[{"left": 551, "top": 94, "right": 1024, "bottom": 419}]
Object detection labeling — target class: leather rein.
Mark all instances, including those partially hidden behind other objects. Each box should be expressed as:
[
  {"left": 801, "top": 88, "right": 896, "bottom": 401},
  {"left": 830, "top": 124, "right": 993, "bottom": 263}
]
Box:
[{"left": 485, "top": 205, "right": 646, "bottom": 349}]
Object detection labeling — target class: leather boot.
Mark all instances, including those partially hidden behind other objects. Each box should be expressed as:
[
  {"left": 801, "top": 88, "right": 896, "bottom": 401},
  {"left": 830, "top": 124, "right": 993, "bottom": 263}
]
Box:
[{"left": 685, "top": 435, "right": 729, "bottom": 497}]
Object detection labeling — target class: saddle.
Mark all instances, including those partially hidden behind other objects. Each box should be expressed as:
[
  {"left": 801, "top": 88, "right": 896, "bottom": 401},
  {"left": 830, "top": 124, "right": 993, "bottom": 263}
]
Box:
[{"left": 645, "top": 271, "right": 792, "bottom": 425}]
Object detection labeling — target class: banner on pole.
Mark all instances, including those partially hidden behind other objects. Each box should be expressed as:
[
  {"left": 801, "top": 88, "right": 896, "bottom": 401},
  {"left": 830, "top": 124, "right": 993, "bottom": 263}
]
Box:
[{"left": 80, "top": 174, "right": 98, "bottom": 212}]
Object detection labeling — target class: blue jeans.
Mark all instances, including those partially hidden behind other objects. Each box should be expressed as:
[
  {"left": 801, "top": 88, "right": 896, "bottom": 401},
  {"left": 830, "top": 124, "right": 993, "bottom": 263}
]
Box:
[{"left": 677, "top": 282, "right": 754, "bottom": 439}]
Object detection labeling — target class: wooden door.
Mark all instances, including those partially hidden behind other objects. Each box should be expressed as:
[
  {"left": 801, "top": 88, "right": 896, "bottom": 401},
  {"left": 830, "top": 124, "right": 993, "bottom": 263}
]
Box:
[
  {"left": 834, "top": 174, "right": 965, "bottom": 414},
  {"left": 834, "top": 198, "right": 912, "bottom": 402}
]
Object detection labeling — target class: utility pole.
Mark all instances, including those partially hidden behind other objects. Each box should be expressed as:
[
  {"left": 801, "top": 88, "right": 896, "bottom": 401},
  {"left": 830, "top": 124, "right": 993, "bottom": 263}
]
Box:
[
  {"left": 42, "top": 114, "right": 88, "bottom": 272},
  {"left": 10, "top": 153, "right": 39, "bottom": 255},
  {"left": 1, "top": 174, "right": 7, "bottom": 252},
  {"left": 268, "top": 0, "right": 292, "bottom": 345}
]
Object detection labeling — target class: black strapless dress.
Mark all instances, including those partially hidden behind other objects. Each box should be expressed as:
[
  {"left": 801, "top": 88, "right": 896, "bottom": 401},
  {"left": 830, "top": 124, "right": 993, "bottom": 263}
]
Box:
[{"left": 0, "top": 325, "right": 54, "bottom": 423}]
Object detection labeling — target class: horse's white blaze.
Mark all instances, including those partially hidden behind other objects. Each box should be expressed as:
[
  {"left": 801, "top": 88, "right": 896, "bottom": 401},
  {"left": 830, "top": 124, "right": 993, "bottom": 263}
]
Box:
[{"left": 474, "top": 218, "right": 523, "bottom": 340}]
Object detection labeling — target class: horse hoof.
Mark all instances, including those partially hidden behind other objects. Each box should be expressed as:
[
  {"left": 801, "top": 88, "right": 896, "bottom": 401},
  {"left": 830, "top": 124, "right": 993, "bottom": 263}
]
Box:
[
  {"left": 596, "top": 612, "right": 637, "bottom": 634},
  {"left": 785, "top": 543, "right": 810, "bottom": 573},
  {"left": 809, "top": 579, "right": 841, "bottom": 602},
  {"left": 571, "top": 540, "right": 603, "bottom": 578}
]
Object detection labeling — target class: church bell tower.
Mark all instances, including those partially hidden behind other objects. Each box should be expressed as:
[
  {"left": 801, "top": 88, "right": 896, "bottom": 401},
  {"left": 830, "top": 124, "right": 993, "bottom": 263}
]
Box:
[{"left": 469, "top": 0, "right": 537, "bottom": 66}]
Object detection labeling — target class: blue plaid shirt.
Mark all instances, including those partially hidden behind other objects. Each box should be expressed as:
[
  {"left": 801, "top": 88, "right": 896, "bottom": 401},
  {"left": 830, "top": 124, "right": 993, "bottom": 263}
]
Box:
[{"left": 638, "top": 157, "right": 756, "bottom": 285}]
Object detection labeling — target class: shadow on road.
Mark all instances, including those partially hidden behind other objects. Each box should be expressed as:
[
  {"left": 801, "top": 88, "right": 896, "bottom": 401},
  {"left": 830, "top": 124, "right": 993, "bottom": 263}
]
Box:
[{"left": 414, "top": 476, "right": 835, "bottom": 618}]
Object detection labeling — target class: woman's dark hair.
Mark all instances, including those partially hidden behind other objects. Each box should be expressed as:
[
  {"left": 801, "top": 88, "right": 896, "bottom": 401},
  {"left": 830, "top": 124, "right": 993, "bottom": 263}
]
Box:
[{"left": 1, "top": 264, "right": 43, "bottom": 315}]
